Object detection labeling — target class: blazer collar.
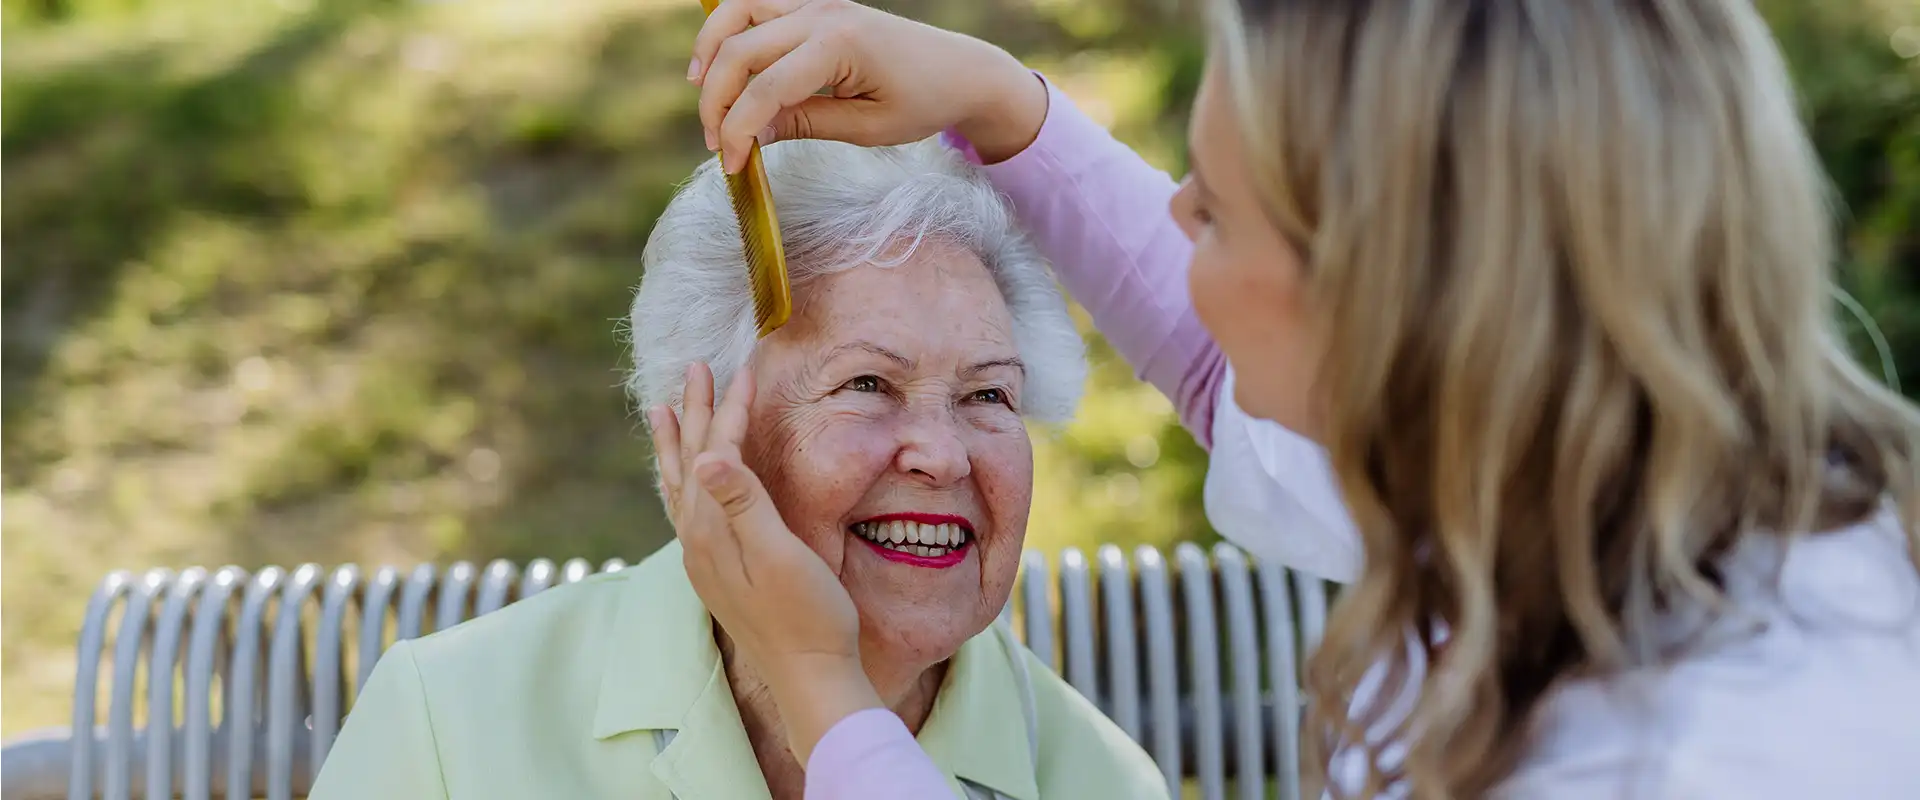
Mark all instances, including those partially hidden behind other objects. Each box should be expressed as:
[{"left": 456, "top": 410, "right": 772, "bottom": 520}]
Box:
[
  {"left": 919, "top": 626, "right": 1042, "bottom": 800},
  {"left": 592, "top": 541, "right": 711, "bottom": 739},
  {"left": 592, "top": 542, "right": 1039, "bottom": 800},
  {"left": 592, "top": 542, "right": 773, "bottom": 799}
]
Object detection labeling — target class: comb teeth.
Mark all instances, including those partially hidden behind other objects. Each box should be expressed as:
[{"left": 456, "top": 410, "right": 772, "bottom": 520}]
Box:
[{"left": 726, "top": 142, "right": 791, "bottom": 338}]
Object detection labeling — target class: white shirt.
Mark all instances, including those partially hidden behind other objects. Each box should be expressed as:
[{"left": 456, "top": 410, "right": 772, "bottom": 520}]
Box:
[{"left": 1203, "top": 369, "right": 1920, "bottom": 798}]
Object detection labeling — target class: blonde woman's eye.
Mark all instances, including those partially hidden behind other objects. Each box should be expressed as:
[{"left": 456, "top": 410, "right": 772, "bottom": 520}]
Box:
[{"left": 843, "top": 375, "right": 882, "bottom": 393}]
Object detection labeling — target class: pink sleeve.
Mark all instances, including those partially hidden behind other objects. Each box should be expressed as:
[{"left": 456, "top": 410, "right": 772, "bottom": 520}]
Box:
[
  {"left": 945, "top": 75, "right": 1226, "bottom": 448},
  {"left": 804, "top": 708, "right": 955, "bottom": 799}
]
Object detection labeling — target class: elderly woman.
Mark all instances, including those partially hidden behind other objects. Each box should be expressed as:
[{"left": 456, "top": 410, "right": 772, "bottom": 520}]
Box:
[{"left": 307, "top": 138, "right": 1166, "bottom": 800}]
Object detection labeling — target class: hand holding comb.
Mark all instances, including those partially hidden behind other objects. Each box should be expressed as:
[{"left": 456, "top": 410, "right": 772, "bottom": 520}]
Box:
[{"left": 699, "top": 0, "right": 792, "bottom": 338}]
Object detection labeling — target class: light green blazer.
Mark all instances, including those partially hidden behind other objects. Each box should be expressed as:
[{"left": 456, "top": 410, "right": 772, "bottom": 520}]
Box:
[{"left": 308, "top": 541, "right": 1168, "bottom": 799}]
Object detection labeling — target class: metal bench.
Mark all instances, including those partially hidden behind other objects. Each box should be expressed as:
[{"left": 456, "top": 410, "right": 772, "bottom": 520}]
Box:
[{"left": 1, "top": 542, "right": 1331, "bottom": 800}]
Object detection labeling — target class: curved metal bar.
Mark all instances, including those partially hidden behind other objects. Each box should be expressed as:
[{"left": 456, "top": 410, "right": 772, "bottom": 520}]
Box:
[
  {"left": 7, "top": 732, "right": 73, "bottom": 799},
  {"left": 433, "top": 562, "right": 476, "bottom": 633},
  {"left": 1018, "top": 551, "right": 1054, "bottom": 668},
  {"left": 69, "top": 570, "right": 134, "bottom": 800},
  {"left": 394, "top": 565, "right": 438, "bottom": 642},
  {"left": 1135, "top": 546, "right": 1180, "bottom": 796},
  {"left": 1056, "top": 548, "right": 1098, "bottom": 699},
  {"left": 1293, "top": 575, "right": 1328, "bottom": 657},
  {"left": 356, "top": 567, "right": 400, "bottom": 689},
  {"left": 1097, "top": 545, "right": 1141, "bottom": 741},
  {"left": 1213, "top": 545, "right": 1264, "bottom": 800},
  {"left": 13, "top": 728, "right": 330, "bottom": 800},
  {"left": 226, "top": 567, "right": 285, "bottom": 800},
  {"left": 183, "top": 567, "right": 249, "bottom": 800},
  {"left": 1256, "top": 562, "right": 1303, "bottom": 800},
  {"left": 312, "top": 565, "right": 362, "bottom": 774},
  {"left": 146, "top": 568, "right": 209, "bottom": 799},
  {"left": 1176, "top": 544, "right": 1225, "bottom": 800},
  {"left": 267, "top": 565, "right": 324, "bottom": 800},
  {"left": 520, "top": 558, "right": 557, "bottom": 598},
  {"left": 474, "top": 560, "right": 519, "bottom": 617},
  {"left": 106, "top": 569, "right": 172, "bottom": 800}
]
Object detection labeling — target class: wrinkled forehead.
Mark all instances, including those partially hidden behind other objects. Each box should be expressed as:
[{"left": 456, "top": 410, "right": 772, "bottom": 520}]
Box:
[{"left": 774, "top": 243, "right": 1019, "bottom": 365}]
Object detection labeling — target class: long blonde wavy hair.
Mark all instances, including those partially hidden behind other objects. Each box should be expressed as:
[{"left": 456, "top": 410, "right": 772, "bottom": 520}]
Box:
[{"left": 1207, "top": 0, "right": 1920, "bottom": 795}]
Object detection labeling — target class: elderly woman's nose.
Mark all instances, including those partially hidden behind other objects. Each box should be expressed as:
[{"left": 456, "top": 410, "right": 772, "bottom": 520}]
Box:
[{"left": 892, "top": 416, "right": 972, "bottom": 486}]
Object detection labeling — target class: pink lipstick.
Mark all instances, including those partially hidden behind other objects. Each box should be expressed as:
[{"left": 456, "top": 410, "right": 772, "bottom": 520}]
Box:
[{"left": 850, "top": 513, "right": 975, "bottom": 569}]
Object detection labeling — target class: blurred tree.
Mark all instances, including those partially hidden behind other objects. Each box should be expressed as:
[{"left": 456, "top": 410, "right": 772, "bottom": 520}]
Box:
[{"left": 1757, "top": 0, "right": 1920, "bottom": 391}]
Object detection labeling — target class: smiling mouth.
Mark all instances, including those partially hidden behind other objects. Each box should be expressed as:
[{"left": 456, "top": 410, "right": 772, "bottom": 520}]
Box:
[{"left": 850, "top": 519, "right": 972, "bottom": 559}]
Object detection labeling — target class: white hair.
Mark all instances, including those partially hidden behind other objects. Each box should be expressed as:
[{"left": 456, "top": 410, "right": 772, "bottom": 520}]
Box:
[{"left": 626, "top": 137, "right": 1086, "bottom": 427}]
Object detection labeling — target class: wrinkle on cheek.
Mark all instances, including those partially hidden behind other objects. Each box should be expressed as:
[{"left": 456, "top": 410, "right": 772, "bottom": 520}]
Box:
[
  {"left": 743, "top": 402, "right": 891, "bottom": 575},
  {"left": 743, "top": 368, "right": 818, "bottom": 473},
  {"left": 965, "top": 410, "right": 1026, "bottom": 438}
]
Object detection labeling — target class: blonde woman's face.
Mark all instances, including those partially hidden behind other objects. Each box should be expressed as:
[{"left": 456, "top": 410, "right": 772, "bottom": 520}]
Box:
[{"left": 1171, "top": 61, "right": 1322, "bottom": 439}]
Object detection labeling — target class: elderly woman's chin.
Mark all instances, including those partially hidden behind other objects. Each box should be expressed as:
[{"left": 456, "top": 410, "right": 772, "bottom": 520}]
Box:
[{"left": 841, "top": 514, "right": 1017, "bottom": 668}]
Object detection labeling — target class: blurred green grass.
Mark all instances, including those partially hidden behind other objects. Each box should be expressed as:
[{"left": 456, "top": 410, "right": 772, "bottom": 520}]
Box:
[{"left": 3, "top": 0, "right": 1914, "bottom": 739}]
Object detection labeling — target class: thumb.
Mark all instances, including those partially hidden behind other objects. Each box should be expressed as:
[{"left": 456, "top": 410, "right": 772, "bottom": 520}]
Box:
[
  {"left": 770, "top": 96, "right": 895, "bottom": 148},
  {"left": 692, "top": 454, "right": 788, "bottom": 543}
]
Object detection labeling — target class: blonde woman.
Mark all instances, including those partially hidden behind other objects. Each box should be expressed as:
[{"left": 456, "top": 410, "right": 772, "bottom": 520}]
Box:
[{"left": 660, "top": 0, "right": 1920, "bottom": 796}]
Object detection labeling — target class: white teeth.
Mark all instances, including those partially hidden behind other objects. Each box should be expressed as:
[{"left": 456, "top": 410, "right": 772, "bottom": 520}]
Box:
[{"left": 850, "top": 519, "right": 971, "bottom": 558}]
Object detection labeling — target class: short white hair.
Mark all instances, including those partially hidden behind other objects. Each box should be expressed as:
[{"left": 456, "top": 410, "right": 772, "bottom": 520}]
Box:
[{"left": 626, "top": 138, "right": 1085, "bottom": 425}]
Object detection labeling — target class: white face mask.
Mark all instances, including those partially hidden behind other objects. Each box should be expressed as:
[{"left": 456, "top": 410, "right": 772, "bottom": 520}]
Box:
[{"left": 1202, "top": 368, "right": 1363, "bottom": 584}]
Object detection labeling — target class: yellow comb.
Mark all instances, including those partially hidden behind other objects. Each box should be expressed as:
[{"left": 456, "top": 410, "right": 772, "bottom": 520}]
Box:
[{"left": 700, "top": 0, "right": 792, "bottom": 338}]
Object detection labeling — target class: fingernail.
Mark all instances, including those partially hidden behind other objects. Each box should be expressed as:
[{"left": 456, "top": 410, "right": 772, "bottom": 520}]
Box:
[
  {"left": 686, "top": 363, "right": 698, "bottom": 380},
  {"left": 704, "top": 128, "right": 717, "bottom": 152},
  {"left": 687, "top": 57, "right": 701, "bottom": 81},
  {"left": 757, "top": 125, "right": 777, "bottom": 145}
]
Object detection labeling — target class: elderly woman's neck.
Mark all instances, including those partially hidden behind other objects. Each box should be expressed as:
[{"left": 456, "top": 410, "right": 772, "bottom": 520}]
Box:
[{"left": 716, "top": 624, "right": 946, "bottom": 769}]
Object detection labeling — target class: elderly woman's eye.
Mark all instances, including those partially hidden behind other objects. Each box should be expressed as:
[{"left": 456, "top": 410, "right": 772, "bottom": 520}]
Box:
[
  {"left": 842, "top": 375, "right": 883, "bottom": 393},
  {"left": 970, "top": 388, "right": 1011, "bottom": 407}
]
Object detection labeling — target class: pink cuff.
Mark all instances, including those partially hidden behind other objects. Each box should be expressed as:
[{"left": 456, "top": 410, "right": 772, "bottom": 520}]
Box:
[
  {"left": 940, "top": 128, "right": 983, "bottom": 165},
  {"left": 804, "top": 708, "right": 952, "bottom": 799}
]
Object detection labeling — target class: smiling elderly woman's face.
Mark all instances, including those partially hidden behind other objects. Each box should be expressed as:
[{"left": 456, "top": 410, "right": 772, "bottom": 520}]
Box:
[
  {"left": 629, "top": 137, "right": 1084, "bottom": 672},
  {"left": 744, "top": 241, "right": 1030, "bottom": 664}
]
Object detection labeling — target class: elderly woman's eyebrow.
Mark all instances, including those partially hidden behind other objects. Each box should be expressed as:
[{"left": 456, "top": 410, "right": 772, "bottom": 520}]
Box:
[
  {"left": 961, "top": 357, "right": 1025, "bottom": 378},
  {"left": 823, "top": 340, "right": 914, "bottom": 368}
]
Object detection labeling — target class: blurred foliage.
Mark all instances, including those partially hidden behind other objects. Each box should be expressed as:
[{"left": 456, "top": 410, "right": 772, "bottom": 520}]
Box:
[{"left": 1, "top": 0, "right": 1913, "bottom": 735}]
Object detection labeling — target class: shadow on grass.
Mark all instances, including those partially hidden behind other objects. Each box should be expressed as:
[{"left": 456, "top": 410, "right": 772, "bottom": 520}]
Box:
[{"left": 2, "top": 5, "right": 368, "bottom": 478}]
